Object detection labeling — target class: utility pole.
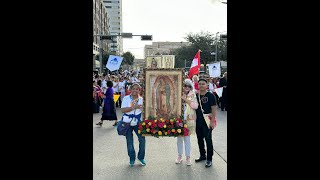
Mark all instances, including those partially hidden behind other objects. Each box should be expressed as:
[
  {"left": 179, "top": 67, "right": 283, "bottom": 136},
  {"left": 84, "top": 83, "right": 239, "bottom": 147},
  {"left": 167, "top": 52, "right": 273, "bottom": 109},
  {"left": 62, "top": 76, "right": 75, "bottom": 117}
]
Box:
[
  {"left": 94, "top": 33, "right": 152, "bottom": 73},
  {"left": 215, "top": 32, "right": 219, "bottom": 62},
  {"left": 99, "top": 5, "right": 104, "bottom": 74}
]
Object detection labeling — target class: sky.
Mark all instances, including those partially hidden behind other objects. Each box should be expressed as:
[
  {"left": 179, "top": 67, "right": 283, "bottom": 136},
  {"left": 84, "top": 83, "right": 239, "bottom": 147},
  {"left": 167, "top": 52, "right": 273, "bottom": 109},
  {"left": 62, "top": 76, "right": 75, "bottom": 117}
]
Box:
[{"left": 122, "top": 0, "right": 227, "bottom": 59}]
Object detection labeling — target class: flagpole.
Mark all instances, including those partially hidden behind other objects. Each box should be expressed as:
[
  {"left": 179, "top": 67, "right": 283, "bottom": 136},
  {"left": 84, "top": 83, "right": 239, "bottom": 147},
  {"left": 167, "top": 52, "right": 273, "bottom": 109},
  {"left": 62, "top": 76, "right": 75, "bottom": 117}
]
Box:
[{"left": 198, "top": 49, "right": 201, "bottom": 78}]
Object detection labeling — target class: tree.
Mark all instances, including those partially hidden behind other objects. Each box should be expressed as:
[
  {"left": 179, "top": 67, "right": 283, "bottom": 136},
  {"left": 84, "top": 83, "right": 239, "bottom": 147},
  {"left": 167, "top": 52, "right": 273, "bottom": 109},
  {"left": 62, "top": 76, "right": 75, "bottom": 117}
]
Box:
[
  {"left": 173, "top": 31, "right": 227, "bottom": 72},
  {"left": 122, "top": 51, "right": 135, "bottom": 65},
  {"left": 173, "top": 31, "right": 216, "bottom": 72},
  {"left": 184, "top": 31, "right": 216, "bottom": 72},
  {"left": 173, "top": 45, "right": 199, "bottom": 69},
  {"left": 217, "top": 39, "right": 227, "bottom": 62}
]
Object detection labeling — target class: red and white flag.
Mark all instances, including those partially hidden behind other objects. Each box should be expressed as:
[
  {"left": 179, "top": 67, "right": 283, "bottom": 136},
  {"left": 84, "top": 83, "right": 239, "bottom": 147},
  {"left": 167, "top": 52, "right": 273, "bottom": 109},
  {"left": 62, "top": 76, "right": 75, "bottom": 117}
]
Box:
[{"left": 188, "top": 50, "right": 201, "bottom": 79}]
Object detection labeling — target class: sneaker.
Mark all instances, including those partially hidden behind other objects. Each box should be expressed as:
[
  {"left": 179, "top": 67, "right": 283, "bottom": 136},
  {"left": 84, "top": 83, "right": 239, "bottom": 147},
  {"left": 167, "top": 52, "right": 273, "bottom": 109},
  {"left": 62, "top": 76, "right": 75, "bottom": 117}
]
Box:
[
  {"left": 205, "top": 160, "right": 212, "bottom": 167},
  {"left": 175, "top": 156, "right": 183, "bottom": 164},
  {"left": 129, "top": 160, "right": 135, "bottom": 166},
  {"left": 138, "top": 159, "right": 146, "bottom": 166},
  {"left": 186, "top": 157, "right": 192, "bottom": 166}
]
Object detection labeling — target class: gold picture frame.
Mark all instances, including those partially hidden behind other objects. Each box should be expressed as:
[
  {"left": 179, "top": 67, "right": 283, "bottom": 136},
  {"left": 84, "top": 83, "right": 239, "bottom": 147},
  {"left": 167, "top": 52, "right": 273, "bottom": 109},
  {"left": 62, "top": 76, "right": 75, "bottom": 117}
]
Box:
[{"left": 143, "top": 68, "right": 184, "bottom": 120}]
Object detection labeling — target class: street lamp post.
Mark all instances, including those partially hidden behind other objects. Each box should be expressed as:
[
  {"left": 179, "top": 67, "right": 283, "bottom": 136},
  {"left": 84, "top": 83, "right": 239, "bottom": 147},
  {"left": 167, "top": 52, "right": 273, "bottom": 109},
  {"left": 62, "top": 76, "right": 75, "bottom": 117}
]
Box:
[
  {"left": 94, "top": 33, "right": 152, "bottom": 73},
  {"left": 215, "top": 31, "right": 227, "bottom": 62},
  {"left": 99, "top": 5, "right": 104, "bottom": 74},
  {"left": 99, "top": 37, "right": 104, "bottom": 74},
  {"left": 215, "top": 32, "right": 219, "bottom": 62}
]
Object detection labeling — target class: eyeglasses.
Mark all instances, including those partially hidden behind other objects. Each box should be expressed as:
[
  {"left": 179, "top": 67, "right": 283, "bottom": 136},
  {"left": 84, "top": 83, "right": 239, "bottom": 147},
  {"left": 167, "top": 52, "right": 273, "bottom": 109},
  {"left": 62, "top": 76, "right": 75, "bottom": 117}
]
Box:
[{"left": 184, "top": 85, "right": 192, "bottom": 88}]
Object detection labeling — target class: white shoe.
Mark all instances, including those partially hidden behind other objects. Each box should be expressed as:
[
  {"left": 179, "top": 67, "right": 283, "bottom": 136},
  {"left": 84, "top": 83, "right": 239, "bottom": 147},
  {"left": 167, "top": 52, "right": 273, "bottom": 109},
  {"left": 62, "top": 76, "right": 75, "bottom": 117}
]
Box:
[
  {"left": 175, "top": 156, "right": 183, "bottom": 164},
  {"left": 186, "top": 156, "right": 192, "bottom": 166}
]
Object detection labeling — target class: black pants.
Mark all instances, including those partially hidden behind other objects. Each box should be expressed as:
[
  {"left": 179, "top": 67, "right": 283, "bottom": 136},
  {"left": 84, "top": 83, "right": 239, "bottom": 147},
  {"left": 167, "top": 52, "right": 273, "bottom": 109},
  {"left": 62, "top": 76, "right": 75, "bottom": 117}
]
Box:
[
  {"left": 214, "top": 93, "right": 220, "bottom": 108},
  {"left": 196, "top": 123, "right": 214, "bottom": 161},
  {"left": 115, "top": 92, "right": 121, "bottom": 107},
  {"left": 221, "top": 89, "right": 227, "bottom": 110},
  {"left": 93, "top": 101, "right": 99, "bottom": 113}
]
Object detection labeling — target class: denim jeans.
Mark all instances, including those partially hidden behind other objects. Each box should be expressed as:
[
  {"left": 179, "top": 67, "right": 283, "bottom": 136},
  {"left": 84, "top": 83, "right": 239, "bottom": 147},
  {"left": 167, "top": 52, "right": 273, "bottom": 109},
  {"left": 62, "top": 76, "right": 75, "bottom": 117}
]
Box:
[
  {"left": 126, "top": 125, "right": 146, "bottom": 161},
  {"left": 177, "top": 136, "right": 191, "bottom": 157}
]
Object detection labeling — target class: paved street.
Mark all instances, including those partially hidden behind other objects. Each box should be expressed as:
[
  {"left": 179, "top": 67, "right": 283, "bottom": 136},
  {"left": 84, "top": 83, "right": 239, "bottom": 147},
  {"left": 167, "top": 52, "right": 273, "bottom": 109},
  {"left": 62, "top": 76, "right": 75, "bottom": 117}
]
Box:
[{"left": 93, "top": 107, "right": 227, "bottom": 180}]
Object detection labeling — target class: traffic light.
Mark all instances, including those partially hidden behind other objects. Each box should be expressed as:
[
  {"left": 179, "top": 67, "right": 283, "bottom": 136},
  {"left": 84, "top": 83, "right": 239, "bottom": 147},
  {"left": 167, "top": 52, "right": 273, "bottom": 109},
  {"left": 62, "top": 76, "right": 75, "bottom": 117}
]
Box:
[
  {"left": 100, "top": 35, "right": 113, "bottom": 40},
  {"left": 220, "top": 34, "right": 227, "bottom": 40},
  {"left": 141, "top": 35, "right": 152, "bottom": 41}
]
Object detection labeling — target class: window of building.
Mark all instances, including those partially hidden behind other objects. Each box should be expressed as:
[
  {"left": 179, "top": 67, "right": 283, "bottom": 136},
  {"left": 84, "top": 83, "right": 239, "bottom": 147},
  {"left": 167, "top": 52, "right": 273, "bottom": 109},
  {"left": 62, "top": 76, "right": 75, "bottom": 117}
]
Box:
[
  {"left": 106, "top": 6, "right": 112, "bottom": 8},
  {"left": 103, "top": 1, "right": 112, "bottom": 3}
]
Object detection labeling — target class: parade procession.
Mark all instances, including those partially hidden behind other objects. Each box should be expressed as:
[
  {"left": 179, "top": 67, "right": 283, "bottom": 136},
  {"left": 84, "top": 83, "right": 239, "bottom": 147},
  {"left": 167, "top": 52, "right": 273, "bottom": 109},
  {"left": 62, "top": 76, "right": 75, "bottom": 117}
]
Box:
[{"left": 93, "top": 0, "right": 227, "bottom": 179}]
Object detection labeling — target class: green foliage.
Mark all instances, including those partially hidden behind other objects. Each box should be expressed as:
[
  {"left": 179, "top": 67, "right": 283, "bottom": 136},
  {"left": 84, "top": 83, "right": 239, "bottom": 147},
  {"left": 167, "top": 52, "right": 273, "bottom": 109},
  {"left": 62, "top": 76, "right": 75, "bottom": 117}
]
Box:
[
  {"left": 173, "top": 31, "right": 227, "bottom": 72},
  {"left": 122, "top": 51, "right": 135, "bottom": 65}
]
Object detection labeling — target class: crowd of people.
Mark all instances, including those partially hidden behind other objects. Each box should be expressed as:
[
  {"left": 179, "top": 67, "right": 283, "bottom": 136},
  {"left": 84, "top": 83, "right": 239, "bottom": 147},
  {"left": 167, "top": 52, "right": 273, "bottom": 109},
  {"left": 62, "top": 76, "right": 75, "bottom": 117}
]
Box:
[
  {"left": 93, "top": 70, "right": 142, "bottom": 125},
  {"left": 93, "top": 69, "right": 227, "bottom": 168}
]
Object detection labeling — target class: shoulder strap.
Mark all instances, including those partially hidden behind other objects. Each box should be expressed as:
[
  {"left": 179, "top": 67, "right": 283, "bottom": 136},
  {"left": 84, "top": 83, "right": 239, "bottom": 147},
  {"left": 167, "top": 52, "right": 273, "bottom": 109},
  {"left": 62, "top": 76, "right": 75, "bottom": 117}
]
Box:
[{"left": 198, "top": 92, "right": 205, "bottom": 116}]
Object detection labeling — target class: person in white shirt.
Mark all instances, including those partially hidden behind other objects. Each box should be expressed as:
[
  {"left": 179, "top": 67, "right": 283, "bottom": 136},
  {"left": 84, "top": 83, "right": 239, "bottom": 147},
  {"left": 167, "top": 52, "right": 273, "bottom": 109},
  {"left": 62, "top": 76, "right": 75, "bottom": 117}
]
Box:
[
  {"left": 208, "top": 79, "right": 216, "bottom": 94},
  {"left": 112, "top": 77, "right": 121, "bottom": 108},
  {"left": 121, "top": 83, "right": 146, "bottom": 166},
  {"left": 124, "top": 70, "right": 128, "bottom": 77},
  {"left": 134, "top": 76, "right": 140, "bottom": 83},
  {"left": 131, "top": 76, "right": 136, "bottom": 83},
  {"left": 101, "top": 77, "right": 107, "bottom": 93},
  {"left": 118, "top": 78, "right": 126, "bottom": 102}
]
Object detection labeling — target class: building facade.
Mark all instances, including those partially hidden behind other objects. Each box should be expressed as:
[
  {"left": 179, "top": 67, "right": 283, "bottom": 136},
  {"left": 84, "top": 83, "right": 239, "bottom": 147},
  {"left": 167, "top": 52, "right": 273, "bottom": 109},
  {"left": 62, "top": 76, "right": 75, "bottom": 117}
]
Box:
[
  {"left": 93, "top": 0, "right": 110, "bottom": 72},
  {"left": 144, "top": 42, "right": 191, "bottom": 58},
  {"left": 145, "top": 55, "right": 175, "bottom": 69},
  {"left": 132, "top": 59, "right": 146, "bottom": 71},
  {"left": 103, "top": 0, "right": 123, "bottom": 55}
]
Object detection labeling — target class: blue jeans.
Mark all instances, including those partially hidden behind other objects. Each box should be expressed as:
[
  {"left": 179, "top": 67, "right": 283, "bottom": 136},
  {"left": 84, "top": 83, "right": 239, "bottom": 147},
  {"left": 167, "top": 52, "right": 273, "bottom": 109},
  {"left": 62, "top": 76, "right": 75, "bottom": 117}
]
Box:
[{"left": 126, "top": 125, "right": 146, "bottom": 161}]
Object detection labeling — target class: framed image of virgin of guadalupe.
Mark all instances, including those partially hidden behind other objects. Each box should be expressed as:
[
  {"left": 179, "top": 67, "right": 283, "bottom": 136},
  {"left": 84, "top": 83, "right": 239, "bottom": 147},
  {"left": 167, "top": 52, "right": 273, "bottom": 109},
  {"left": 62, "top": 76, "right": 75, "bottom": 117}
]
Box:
[{"left": 143, "top": 68, "right": 184, "bottom": 120}]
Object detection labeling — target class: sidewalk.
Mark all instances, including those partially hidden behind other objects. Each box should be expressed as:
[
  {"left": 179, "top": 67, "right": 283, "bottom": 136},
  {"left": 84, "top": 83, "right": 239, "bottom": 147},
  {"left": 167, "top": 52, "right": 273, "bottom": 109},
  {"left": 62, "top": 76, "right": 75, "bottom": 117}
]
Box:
[{"left": 93, "top": 108, "right": 227, "bottom": 180}]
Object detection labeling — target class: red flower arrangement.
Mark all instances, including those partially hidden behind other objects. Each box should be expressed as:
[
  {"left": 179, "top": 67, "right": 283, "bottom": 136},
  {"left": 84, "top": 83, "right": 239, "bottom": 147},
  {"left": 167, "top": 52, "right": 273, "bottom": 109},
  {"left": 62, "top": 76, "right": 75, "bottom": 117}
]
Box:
[{"left": 138, "top": 115, "right": 189, "bottom": 138}]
